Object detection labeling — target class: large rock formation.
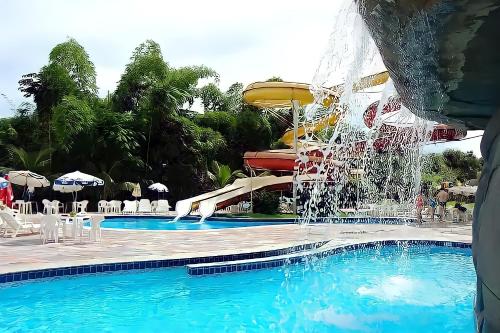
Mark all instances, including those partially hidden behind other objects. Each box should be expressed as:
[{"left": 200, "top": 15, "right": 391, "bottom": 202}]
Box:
[
  {"left": 359, "top": 0, "right": 500, "bottom": 130},
  {"left": 358, "top": 1, "right": 500, "bottom": 331}
]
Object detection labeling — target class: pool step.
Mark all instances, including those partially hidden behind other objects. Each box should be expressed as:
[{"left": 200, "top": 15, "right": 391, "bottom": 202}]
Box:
[
  {"left": 186, "top": 252, "right": 306, "bottom": 276},
  {"left": 186, "top": 242, "right": 336, "bottom": 276}
]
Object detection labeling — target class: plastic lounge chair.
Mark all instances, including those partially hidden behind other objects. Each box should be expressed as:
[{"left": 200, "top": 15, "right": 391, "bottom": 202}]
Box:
[
  {"left": 123, "top": 200, "right": 137, "bottom": 214},
  {"left": 138, "top": 199, "right": 152, "bottom": 213},
  {"left": 0, "top": 211, "right": 38, "bottom": 238},
  {"left": 156, "top": 200, "right": 170, "bottom": 214},
  {"left": 40, "top": 215, "right": 59, "bottom": 244},
  {"left": 0, "top": 217, "right": 7, "bottom": 236}
]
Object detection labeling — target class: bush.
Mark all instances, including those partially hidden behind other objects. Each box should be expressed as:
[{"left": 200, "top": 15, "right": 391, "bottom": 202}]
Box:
[{"left": 252, "top": 190, "right": 280, "bottom": 215}]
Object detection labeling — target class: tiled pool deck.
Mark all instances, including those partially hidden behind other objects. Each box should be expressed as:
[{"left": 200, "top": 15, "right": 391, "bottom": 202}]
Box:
[{"left": 0, "top": 219, "right": 471, "bottom": 276}]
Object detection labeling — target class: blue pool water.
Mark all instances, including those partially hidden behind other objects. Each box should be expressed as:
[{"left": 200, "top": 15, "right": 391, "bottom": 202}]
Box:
[
  {"left": 0, "top": 245, "right": 474, "bottom": 332},
  {"left": 96, "top": 217, "right": 291, "bottom": 230}
]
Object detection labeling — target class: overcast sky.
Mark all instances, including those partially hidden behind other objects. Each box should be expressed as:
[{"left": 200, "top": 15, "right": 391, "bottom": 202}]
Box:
[{"left": 0, "top": 0, "right": 483, "bottom": 156}]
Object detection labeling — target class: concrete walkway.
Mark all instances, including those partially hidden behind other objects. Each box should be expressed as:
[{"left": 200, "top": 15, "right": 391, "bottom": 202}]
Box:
[{"left": 0, "top": 222, "right": 471, "bottom": 274}]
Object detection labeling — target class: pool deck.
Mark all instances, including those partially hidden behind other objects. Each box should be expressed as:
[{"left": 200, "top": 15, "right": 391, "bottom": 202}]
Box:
[{"left": 0, "top": 218, "right": 472, "bottom": 275}]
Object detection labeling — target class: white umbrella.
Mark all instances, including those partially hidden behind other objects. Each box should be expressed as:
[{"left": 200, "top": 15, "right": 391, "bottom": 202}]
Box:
[
  {"left": 148, "top": 183, "right": 168, "bottom": 199},
  {"left": 148, "top": 183, "right": 168, "bottom": 192},
  {"left": 54, "top": 171, "right": 104, "bottom": 201},
  {"left": 8, "top": 170, "right": 50, "bottom": 188}
]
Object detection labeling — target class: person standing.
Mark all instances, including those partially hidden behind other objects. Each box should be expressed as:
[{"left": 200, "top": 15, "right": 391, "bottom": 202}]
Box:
[
  {"left": 416, "top": 192, "right": 424, "bottom": 223},
  {"left": 428, "top": 196, "right": 437, "bottom": 222},
  {"left": 436, "top": 186, "right": 449, "bottom": 222}
]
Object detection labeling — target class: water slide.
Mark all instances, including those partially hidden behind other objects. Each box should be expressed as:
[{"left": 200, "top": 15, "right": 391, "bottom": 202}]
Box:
[
  {"left": 174, "top": 175, "right": 293, "bottom": 221},
  {"left": 243, "top": 71, "right": 390, "bottom": 147},
  {"left": 363, "top": 97, "right": 467, "bottom": 151},
  {"left": 174, "top": 73, "right": 393, "bottom": 221}
]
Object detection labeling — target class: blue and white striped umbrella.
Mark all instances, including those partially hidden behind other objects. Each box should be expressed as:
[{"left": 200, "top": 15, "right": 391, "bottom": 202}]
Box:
[
  {"left": 54, "top": 171, "right": 104, "bottom": 187},
  {"left": 54, "top": 171, "right": 104, "bottom": 201}
]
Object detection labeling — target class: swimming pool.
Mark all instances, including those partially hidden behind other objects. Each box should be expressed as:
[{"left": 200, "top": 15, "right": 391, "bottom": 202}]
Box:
[
  {"left": 0, "top": 245, "right": 474, "bottom": 332},
  {"left": 96, "top": 217, "right": 292, "bottom": 230}
]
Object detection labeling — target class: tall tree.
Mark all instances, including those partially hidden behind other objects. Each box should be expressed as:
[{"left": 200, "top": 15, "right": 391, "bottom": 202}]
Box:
[{"left": 48, "top": 38, "right": 98, "bottom": 96}]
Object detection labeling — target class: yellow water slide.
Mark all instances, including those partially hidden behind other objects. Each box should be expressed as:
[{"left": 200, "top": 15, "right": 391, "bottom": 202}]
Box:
[{"left": 243, "top": 71, "right": 390, "bottom": 146}]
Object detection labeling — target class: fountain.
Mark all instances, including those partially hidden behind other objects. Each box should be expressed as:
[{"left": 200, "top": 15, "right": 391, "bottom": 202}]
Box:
[
  {"left": 301, "top": 0, "right": 500, "bottom": 331},
  {"left": 297, "top": 0, "right": 435, "bottom": 226}
]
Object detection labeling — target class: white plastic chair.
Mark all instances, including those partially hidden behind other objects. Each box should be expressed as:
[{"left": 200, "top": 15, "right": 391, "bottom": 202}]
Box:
[
  {"left": 0, "top": 211, "right": 38, "bottom": 238},
  {"left": 52, "top": 200, "right": 64, "bottom": 213},
  {"left": 42, "top": 199, "right": 54, "bottom": 214},
  {"left": 40, "top": 215, "right": 59, "bottom": 244},
  {"left": 138, "top": 199, "right": 152, "bottom": 213},
  {"left": 88, "top": 215, "right": 102, "bottom": 242},
  {"left": 76, "top": 200, "right": 89, "bottom": 213},
  {"left": 151, "top": 200, "right": 158, "bottom": 212},
  {"left": 98, "top": 200, "right": 110, "bottom": 213},
  {"left": 123, "top": 200, "right": 138, "bottom": 214},
  {"left": 110, "top": 200, "right": 122, "bottom": 213},
  {"left": 156, "top": 200, "right": 170, "bottom": 214}
]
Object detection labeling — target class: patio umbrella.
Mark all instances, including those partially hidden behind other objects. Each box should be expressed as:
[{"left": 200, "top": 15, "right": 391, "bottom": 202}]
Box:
[
  {"left": 8, "top": 170, "right": 50, "bottom": 188},
  {"left": 132, "top": 183, "right": 141, "bottom": 198},
  {"left": 8, "top": 170, "right": 50, "bottom": 201},
  {"left": 148, "top": 183, "right": 168, "bottom": 199},
  {"left": 54, "top": 171, "right": 104, "bottom": 201}
]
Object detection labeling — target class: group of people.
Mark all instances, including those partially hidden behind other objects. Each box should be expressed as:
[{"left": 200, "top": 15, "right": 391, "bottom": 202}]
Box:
[{"left": 416, "top": 185, "right": 453, "bottom": 223}]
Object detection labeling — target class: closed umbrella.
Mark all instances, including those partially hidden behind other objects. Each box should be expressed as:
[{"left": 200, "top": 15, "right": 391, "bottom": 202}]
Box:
[
  {"left": 132, "top": 183, "right": 141, "bottom": 198},
  {"left": 148, "top": 183, "right": 168, "bottom": 199}
]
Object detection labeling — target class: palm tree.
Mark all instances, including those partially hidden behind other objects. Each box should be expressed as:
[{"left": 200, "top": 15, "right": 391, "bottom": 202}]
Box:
[
  {"left": 207, "top": 161, "right": 246, "bottom": 188},
  {"left": 9, "top": 146, "right": 52, "bottom": 173}
]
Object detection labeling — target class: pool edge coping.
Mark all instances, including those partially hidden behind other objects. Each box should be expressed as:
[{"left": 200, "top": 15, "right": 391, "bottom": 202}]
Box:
[
  {"left": 0, "top": 241, "right": 328, "bottom": 284},
  {"left": 0, "top": 239, "right": 471, "bottom": 284}
]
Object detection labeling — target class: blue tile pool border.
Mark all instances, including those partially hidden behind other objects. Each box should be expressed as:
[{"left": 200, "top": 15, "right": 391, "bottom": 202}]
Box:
[
  {"left": 186, "top": 240, "right": 471, "bottom": 276},
  {"left": 0, "top": 240, "right": 470, "bottom": 284},
  {"left": 0, "top": 241, "right": 327, "bottom": 284}
]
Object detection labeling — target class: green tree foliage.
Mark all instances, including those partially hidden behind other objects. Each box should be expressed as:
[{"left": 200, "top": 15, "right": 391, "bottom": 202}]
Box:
[
  {"left": 10, "top": 38, "right": 288, "bottom": 205},
  {"left": 252, "top": 190, "right": 280, "bottom": 214},
  {"left": 9, "top": 146, "right": 52, "bottom": 173},
  {"left": 422, "top": 150, "right": 482, "bottom": 187},
  {"left": 442, "top": 150, "right": 481, "bottom": 182},
  {"left": 52, "top": 95, "right": 94, "bottom": 150},
  {"left": 235, "top": 110, "right": 272, "bottom": 151},
  {"left": 49, "top": 38, "right": 97, "bottom": 96},
  {"left": 207, "top": 161, "right": 246, "bottom": 189}
]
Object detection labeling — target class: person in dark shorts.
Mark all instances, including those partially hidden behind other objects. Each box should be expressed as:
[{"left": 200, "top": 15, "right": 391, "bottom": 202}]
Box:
[{"left": 436, "top": 186, "right": 449, "bottom": 222}]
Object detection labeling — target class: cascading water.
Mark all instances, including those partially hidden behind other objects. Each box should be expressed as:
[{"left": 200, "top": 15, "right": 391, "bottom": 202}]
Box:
[{"left": 296, "top": 0, "right": 436, "bottom": 223}]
